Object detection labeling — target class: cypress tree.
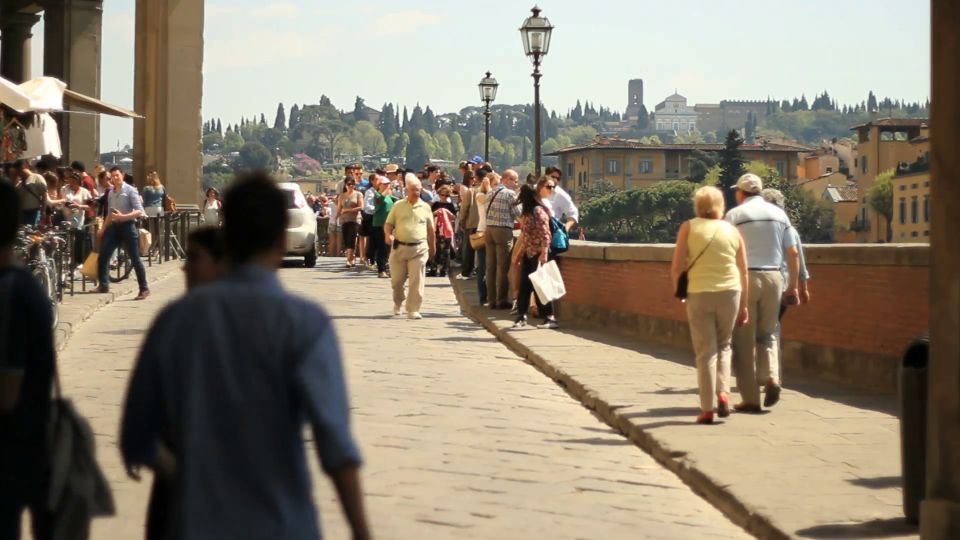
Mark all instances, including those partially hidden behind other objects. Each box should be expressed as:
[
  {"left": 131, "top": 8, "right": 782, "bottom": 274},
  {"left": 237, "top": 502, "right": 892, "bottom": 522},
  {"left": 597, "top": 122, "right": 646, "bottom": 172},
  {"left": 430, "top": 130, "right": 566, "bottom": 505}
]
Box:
[
  {"left": 274, "top": 103, "right": 286, "bottom": 131},
  {"left": 717, "top": 130, "right": 747, "bottom": 210}
]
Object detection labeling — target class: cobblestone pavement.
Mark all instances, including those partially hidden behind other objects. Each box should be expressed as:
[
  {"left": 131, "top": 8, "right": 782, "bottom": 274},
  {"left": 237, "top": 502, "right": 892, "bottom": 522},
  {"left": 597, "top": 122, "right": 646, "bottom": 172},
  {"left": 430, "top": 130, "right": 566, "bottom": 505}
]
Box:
[
  {"left": 51, "top": 259, "right": 751, "bottom": 539},
  {"left": 451, "top": 277, "right": 919, "bottom": 540}
]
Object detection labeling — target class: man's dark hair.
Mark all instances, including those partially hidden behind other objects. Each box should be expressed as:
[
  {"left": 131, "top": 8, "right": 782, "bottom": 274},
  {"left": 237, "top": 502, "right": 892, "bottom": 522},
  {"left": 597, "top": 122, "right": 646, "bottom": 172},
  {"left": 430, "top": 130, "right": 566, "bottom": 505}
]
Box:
[
  {"left": 545, "top": 166, "right": 562, "bottom": 178},
  {"left": 70, "top": 160, "right": 86, "bottom": 172},
  {"left": 477, "top": 165, "right": 493, "bottom": 175},
  {"left": 222, "top": 171, "right": 288, "bottom": 263},
  {"left": 109, "top": 166, "right": 123, "bottom": 173},
  {"left": 14, "top": 159, "right": 28, "bottom": 170},
  {"left": 187, "top": 226, "right": 226, "bottom": 262},
  {"left": 36, "top": 160, "right": 51, "bottom": 173},
  {"left": 0, "top": 180, "right": 21, "bottom": 249},
  {"left": 425, "top": 165, "right": 440, "bottom": 174}
]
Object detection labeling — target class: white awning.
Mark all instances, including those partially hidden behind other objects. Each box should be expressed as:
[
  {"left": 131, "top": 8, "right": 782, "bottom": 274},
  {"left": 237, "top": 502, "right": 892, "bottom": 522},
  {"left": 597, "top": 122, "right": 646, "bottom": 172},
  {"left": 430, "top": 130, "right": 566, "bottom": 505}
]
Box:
[{"left": 0, "top": 75, "right": 141, "bottom": 118}]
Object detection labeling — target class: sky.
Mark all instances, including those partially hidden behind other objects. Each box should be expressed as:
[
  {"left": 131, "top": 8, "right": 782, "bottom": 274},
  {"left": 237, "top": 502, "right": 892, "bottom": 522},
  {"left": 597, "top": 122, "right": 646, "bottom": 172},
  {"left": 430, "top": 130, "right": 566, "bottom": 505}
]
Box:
[{"left": 30, "top": 0, "right": 932, "bottom": 150}]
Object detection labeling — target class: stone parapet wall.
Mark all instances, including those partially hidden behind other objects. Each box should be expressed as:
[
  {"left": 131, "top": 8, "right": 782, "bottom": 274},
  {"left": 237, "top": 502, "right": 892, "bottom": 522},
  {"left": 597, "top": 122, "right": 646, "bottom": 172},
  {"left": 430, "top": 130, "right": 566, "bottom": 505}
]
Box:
[{"left": 557, "top": 241, "right": 929, "bottom": 393}]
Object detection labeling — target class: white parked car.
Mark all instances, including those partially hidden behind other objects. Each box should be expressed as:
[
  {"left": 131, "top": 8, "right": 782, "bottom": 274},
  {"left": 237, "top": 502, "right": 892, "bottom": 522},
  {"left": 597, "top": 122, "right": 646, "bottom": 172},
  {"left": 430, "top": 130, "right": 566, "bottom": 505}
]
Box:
[{"left": 278, "top": 182, "right": 318, "bottom": 267}]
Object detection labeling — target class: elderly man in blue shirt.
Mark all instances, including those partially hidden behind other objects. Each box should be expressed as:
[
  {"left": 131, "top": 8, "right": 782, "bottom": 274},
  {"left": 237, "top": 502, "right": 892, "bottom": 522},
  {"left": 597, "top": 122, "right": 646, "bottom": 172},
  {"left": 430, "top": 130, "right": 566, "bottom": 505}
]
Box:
[
  {"left": 96, "top": 166, "right": 150, "bottom": 299},
  {"left": 120, "top": 173, "right": 370, "bottom": 540},
  {"left": 724, "top": 173, "right": 800, "bottom": 411}
]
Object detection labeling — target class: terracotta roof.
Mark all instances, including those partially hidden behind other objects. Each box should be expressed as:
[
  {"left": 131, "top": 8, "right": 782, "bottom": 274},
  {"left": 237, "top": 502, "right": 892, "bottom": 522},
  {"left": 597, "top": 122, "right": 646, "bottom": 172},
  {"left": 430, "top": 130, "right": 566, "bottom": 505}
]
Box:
[
  {"left": 546, "top": 137, "right": 813, "bottom": 156},
  {"left": 910, "top": 135, "right": 930, "bottom": 144},
  {"left": 850, "top": 117, "right": 928, "bottom": 130},
  {"left": 823, "top": 184, "right": 859, "bottom": 203}
]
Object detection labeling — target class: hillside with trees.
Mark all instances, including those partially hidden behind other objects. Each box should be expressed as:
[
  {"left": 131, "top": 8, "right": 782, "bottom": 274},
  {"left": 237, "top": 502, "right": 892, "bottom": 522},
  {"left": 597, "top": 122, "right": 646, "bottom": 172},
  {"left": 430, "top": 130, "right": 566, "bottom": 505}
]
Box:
[{"left": 200, "top": 90, "right": 927, "bottom": 190}]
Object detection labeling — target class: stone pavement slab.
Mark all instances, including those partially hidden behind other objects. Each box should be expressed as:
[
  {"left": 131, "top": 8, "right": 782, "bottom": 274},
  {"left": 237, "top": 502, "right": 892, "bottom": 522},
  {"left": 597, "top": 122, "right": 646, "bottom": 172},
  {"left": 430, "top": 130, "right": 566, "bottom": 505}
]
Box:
[
  {"left": 48, "top": 259, "right": 752, "bottom": 539},
  {"left": 451, "top": 276, "right": 919, "bottom": 540}
]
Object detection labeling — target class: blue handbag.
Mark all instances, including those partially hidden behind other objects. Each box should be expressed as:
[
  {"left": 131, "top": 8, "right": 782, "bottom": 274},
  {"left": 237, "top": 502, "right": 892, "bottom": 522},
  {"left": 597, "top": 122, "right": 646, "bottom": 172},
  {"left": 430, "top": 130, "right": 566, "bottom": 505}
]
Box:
[{"left": 549, "top": 216, "right": 569, "bottom": 254}]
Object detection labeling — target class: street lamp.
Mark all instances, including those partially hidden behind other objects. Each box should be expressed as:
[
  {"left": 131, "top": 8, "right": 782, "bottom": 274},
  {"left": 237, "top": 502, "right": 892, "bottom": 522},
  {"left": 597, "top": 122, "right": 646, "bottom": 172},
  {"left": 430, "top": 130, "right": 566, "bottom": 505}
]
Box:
[
  {"left": 520, "top": 5, "right": 553, "bottom": 176},
  {"left": 478, "top": 71, "right": 499, "bottom": 163}
]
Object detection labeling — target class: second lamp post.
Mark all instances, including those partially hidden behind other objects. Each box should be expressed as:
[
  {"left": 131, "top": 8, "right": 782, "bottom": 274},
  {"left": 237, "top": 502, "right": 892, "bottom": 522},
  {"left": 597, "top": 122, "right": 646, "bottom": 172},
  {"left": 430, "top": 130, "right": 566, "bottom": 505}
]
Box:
[
  {"left": 520, "top": 5, "right": 553, "bottom": 176},
  {"left": 478, "top": 71, "right": 499, "bottom": 163}
]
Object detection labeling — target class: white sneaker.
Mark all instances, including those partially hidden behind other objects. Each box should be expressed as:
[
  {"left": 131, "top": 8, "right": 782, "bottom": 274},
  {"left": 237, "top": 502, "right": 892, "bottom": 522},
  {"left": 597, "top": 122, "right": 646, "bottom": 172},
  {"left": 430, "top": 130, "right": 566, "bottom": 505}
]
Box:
[
  {"left": 393, "top": 304, "right": 402, "bottom": 316},
  {"left": 537, "top": 319, "right": 560, "bottom": 330},
  {"left": 407, "top": 312, "right": 422, "bottom": 320},
  {"left": 455, "top": 274, "right": 472, "bottom": 280}
]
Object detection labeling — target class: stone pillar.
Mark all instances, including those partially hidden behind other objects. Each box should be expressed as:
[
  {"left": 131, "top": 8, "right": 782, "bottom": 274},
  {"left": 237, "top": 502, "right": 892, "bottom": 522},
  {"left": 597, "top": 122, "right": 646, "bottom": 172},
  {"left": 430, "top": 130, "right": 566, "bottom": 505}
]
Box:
[
  {"left": 134, "top": 0, "right": 204, "bottom": 203},
  {"left": 43, "top": 0, "right": 103, "bottom": 168},
  {"left": 923, "top": 0, "right": 960, "bottom": 538},
  {"left": 0, "top": 12, "right": 40, "bottom": 83}
]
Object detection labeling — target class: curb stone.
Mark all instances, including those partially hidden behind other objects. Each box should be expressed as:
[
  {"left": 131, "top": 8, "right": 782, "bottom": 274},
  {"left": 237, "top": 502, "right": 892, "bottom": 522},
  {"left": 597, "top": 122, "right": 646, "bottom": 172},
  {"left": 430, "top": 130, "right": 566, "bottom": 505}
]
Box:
[
  {"left": 449, "top": 276, "right": 788, "bottom": 540},
  {"left": 54, "top": 264, "right": 182, "bottom": 352}
]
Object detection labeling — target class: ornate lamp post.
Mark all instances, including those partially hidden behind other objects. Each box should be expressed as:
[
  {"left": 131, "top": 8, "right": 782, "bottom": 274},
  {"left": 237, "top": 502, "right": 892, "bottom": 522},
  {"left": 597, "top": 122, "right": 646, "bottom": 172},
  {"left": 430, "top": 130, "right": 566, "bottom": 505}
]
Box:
[
  {"left": 478, "top": 71, "right": 499, "bottom": 163},
  {"left": 519, "top": 5, "right": 553, "bottom": 176}
]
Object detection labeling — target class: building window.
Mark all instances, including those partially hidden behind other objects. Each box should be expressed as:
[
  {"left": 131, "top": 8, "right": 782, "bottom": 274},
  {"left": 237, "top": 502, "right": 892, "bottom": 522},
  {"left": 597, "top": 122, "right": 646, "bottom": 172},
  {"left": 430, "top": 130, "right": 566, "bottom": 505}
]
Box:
[
  {"left": 912, "top": 231, "right": 919, "bottom": 237},
  {"left": 912, "top": 183, "right": 918, "bottom": 189},
  {"left": 775, "top": 160, "right": 786, "bottom": 177},
  {"left": 689, "top": 122, "right": 696, "bottom": 131},
  {"left": 924, "top": 230, "right": 930, "bottom": 237},
  {"left": 861, "top": 155, "right": 869, "bottom": 174},
  {"left": 826, "top": 167, "right": 833, "bottom": 173},
  {"left": 566, "top": 163, "right": 574, "bottom": 179},
  {"left": 899, "top": 198, "right": 907, "bottom": 224},
  {"left": 606, "top": 159, "right": 620, "bottom": 174},
  {"left": 924, "top": 181, "right": 930, "bottom": 187},
  {"left": 900, "top": 185, "right": 906, "bottom": 191},
  {"left": 911, "top": 196, "right": 919, "bottom": 224},
  {"left": 639, "top": 159, "right": 654, "bottom": 174},
  {"left": 924, "top": 195, "right": 930, "bottom": 222},
  {"left": 672, "top": 122, "right": 679, "bottom": 131}
]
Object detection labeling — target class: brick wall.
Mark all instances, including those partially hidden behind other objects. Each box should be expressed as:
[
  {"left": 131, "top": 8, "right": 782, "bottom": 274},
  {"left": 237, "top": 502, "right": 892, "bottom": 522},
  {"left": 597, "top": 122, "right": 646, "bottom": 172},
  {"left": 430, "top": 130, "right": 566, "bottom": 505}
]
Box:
[{"left": 557, "top": 242, "right": 930, "bottom": 392}]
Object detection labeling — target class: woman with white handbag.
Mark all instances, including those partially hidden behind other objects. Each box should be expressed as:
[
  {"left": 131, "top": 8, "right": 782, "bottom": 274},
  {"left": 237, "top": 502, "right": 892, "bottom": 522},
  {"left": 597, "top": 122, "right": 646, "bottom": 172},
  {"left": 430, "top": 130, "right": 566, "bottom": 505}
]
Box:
[{"left": 511, "top": 184, "right": 559, "bottom": 329}]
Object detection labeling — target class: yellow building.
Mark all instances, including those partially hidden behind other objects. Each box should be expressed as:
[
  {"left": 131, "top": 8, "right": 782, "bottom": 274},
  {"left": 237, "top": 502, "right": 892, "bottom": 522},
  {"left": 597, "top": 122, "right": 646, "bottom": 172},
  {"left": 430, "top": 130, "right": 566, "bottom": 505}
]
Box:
[
  {"left": 850, "top": 118, "right": 929, "bottom": 242},
  {"left": 891, "top": 138, "right": 931, "bottom": 243},
  {"left": 821, "top": 183, "right": 860, "bottom": 243},
  {"left": 547, "top": 136, "right": 811, "bottom": 197}
]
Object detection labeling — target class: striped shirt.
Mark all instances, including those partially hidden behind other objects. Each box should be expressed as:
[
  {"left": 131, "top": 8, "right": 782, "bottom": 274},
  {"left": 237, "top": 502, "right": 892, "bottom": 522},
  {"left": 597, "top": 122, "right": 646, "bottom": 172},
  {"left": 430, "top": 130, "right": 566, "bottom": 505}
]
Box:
[
  {"left": 484, "top": 184, "right": 519, "bottom": 228},
  {"left": 724, "top": 195, "right": 797, "bottom": 269}
]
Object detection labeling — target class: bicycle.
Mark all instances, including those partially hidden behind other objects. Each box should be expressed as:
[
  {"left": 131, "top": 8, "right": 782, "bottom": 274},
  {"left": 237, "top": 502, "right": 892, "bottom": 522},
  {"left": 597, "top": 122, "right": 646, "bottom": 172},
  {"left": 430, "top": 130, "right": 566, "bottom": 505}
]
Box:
[{"left": 15, "top": 226, "right": 67, "bottom": 328}]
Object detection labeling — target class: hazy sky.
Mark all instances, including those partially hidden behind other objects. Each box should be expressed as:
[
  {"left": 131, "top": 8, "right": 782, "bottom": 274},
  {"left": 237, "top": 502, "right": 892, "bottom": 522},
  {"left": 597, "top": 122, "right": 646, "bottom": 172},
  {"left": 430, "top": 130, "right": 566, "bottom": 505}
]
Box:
[{"left": 32, "top": 0, "right": 932, "bottom": 150}]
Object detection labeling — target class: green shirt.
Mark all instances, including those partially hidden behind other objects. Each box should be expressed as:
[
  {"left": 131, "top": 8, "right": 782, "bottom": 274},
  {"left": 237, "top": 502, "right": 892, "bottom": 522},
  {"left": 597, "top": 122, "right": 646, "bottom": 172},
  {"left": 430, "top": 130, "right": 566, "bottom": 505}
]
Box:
[{"left": 373, "top": 193, "right": 398, "bottom": 226}]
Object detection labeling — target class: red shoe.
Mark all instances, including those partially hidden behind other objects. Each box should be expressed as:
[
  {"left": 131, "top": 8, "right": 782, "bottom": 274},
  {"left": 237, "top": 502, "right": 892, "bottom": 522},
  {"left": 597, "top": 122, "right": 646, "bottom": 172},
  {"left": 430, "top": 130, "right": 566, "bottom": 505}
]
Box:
[
  {"left": 717, "top": 394, "right": 730, "bottom": 418},
  {"left": 696, "top": 411, "right": 714, "bottom": 424}
]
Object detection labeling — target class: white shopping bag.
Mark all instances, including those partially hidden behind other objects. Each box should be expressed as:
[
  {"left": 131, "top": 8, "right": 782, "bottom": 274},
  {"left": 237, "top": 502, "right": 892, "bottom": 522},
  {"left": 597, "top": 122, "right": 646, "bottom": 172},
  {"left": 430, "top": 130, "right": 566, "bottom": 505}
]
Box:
[{"left": 529, "top": 260, "right": 566, "bottom": 304}]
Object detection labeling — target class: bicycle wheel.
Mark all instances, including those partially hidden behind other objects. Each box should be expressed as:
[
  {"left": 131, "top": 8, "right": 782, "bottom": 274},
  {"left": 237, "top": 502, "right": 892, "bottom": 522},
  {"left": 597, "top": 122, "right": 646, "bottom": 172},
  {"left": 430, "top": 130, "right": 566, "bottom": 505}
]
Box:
[
  {"left": 33, "top": 265, "right": 58, "bottom": 328},
  {"left": 110, "top": 247, "right": 134, "bottom": 283}
]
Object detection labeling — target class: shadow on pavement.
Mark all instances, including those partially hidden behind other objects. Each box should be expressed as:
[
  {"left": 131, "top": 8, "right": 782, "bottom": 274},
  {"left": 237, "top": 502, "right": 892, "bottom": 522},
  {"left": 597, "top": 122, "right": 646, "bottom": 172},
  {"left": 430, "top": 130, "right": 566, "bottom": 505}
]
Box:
[
  {"left": 621, "top": 407, "right": 701, "bottom": 418},
  {"left": 547, "top": 437, "right": 634, "bottom": 446},
  {"left": 846, "top": 476, "right": 902, "bottom": 490},
  {"left": 795, "top": 517, "right": 916, "bottom": 538}
]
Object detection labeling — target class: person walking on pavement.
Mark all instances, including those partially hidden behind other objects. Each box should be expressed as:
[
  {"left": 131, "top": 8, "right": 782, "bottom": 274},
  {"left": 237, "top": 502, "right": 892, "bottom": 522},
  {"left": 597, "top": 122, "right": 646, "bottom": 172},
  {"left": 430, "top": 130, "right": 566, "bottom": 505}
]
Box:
[
  {"left": 0, "top": 181, "right": 57, "bottom": 539},
  {"left": 511, "top": 184, "right": 559, "bottom": 329},
  {"left": 672, "top": 186, "right": 750, "bottom": 424},
  {"left": 120, "top": 172, "right": 370, "bottom": 540},
  {"left": 724, "top": 173, "right": 800, "bottom": 411},
  {"left": 97, "top": 167, "right": 150, "bottom": 300},
  {"left": 457, "top": 170, "right": 480, "bottom": 280},
  {"left": 337, "top": 177, "right": 363, "bottom": 268},
  {"left": 384, "top": 174, "right": 436, "bottom": 320},
  {"left": 484, "top": 169, "right": 520, "bottom": 310},
  {"left": 372, "top": 176, "right": 398, "bottom": 278}
]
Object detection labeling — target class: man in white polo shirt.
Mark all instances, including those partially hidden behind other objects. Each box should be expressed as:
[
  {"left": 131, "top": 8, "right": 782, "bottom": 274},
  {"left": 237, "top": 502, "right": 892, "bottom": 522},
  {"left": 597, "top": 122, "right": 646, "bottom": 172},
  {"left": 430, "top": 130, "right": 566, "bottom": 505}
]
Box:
[{"left": 724, "top": 173, "right": 799, "bottom": 411}]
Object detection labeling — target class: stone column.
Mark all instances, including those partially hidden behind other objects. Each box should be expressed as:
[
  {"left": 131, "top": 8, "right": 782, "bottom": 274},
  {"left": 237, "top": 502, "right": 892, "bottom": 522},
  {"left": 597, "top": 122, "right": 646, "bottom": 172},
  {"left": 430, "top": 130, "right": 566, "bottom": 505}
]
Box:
[
  {"left": 923, "top": 0, "right": 960, "bottom": 538},
  {"left": 43, "top": 0, "right": 103, "bottom": 168},
  {"left": 0, "top": 12, "right": 41, "bottom": 83},
  {"left": 134, "top": 0, "right": 204, "bottom": 203}
]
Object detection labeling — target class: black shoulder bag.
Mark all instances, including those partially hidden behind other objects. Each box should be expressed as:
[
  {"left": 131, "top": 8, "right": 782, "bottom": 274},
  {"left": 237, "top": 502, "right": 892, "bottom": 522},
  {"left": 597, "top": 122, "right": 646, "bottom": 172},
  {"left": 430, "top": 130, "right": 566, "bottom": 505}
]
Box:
[{"left": 675, "top": 227, "right": 718, "bottom": 299}]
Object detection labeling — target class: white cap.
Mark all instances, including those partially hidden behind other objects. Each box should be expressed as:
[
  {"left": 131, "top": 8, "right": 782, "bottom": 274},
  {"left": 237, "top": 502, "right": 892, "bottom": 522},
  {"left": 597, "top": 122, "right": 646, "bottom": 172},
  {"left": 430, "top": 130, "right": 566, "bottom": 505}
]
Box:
[{"left": 735, "top": 173, "right": 763, "bottom": 194}]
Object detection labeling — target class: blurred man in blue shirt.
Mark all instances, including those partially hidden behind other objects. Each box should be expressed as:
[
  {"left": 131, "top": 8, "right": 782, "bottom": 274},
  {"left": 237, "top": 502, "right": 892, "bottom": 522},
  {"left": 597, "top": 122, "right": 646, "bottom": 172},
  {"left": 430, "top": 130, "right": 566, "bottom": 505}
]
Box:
[
  {"left": 96, "top": 166, "right": 149, "bottom": 299},
  {"left": 120, "top": 173, "right": 369, "bottom": 540}
]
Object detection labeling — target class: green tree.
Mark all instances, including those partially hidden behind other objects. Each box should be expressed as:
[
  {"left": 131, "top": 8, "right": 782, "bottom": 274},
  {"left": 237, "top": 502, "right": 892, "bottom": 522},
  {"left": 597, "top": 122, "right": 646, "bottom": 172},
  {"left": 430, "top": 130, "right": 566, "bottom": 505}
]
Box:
[
  {"left": 717, "top": 130, "right": 746, "bottom": 209},
  {"left": 238, "top": 141, "right": 273, "bottom": 170},
  {"left": 316, "top": 119, "right": 350, "bottom": 160},
  {"left": 574, "top": 179, "right": 616, "bottom": 205},
  {"left": 353, "top": 96, "right": 366, "bottom": 124},
  {"left": 868, "top": 169, "right": 895, "bottom": 242},
  {"left": 560, "top": 125, "right": 597, "bottom": 144},
  {"left": 449, "top": 131, "right": 466, "bottom": 162},
  {"left": 351, "top": 121, "right": 387, "bottom": 155},
  {"left": 202, "top": 131, "right": 224, "bottom": 153},
  {"left": 223, "top": 130, "right": 245, "bottom": 153},
  {"left": 687, "top": 149, "right": 719, "bottom": 183},
  {"left": 273, "top": 103, "right": 286, "bottom": 131},
  {"left": 405, "top": 131, "right": 429, "bottom": 169}
]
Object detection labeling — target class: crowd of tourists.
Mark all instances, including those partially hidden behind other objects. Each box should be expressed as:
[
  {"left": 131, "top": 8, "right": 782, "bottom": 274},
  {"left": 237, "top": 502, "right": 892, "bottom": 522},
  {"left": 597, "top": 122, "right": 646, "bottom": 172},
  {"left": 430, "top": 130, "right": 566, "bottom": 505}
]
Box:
[
  {"left": 308, "top": 158, "right": 579, "bottom": 326},
  {"left": 671, "top": 173, "right": 810, "bottom": 425}
]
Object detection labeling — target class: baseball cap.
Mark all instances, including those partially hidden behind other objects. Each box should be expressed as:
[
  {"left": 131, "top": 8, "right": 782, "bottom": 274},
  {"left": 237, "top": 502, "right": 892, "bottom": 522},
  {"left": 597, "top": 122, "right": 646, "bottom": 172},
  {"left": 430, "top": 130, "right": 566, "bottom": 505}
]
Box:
[
  {"left": 468, "top": 155, "right": 484, "bottom": 165},
  {"left": 384, "top": 164, "right": 399, "bottom": 174},
  {"left": 735, "top": 173, "right": 763, "bottom": 194},
  {"left": 377, "top": 175, "right": 391, "bottom": 185}
]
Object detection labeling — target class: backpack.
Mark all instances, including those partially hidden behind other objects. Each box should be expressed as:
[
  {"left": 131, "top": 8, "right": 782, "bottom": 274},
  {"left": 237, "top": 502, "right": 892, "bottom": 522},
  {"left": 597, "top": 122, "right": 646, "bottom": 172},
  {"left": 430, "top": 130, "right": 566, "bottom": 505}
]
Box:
[{"left": 163, "top": 193, "right": 177, "bottom": 212}]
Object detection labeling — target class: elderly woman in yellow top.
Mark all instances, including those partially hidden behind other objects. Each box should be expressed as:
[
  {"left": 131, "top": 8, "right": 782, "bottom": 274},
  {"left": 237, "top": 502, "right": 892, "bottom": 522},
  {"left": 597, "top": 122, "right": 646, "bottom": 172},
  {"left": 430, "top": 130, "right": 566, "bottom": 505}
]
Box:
[{"left": 671, "top": 186, "right": 750, "bottom": 424}]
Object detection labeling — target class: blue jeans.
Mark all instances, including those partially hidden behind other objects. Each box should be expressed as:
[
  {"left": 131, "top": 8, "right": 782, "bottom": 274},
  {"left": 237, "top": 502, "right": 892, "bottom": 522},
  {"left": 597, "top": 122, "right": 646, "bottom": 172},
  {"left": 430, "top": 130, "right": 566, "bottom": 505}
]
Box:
[
  {"left": 97, "top": 221, "right": 148, "bottom": 291},
  {"left": 476, "top": 246, "right": 487, "bottom": 304},
  {"left": 21, "top": 209, "right": 41, "bottom": 227}
]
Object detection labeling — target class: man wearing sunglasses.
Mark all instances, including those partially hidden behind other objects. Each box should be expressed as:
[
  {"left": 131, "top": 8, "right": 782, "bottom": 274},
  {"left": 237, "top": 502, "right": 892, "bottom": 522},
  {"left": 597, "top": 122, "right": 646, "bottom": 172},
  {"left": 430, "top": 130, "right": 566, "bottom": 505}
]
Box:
[{"left": 542, "top": 166, "right": 579, "bottom": 233}]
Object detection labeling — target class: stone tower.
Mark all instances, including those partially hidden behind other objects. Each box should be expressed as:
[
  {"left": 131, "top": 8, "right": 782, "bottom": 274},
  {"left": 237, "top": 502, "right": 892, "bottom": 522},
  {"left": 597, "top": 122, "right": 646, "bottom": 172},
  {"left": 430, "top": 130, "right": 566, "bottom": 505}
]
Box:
[{"left": 625, "top": 79, "right": 644, "bottom": 121}]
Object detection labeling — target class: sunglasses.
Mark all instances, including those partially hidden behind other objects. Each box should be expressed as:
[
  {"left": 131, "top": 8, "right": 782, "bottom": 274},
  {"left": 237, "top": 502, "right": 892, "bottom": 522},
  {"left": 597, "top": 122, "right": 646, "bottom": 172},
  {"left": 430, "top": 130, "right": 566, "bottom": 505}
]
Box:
[{"left": 545, "top": 184, "right": 557, "bottom": 190}]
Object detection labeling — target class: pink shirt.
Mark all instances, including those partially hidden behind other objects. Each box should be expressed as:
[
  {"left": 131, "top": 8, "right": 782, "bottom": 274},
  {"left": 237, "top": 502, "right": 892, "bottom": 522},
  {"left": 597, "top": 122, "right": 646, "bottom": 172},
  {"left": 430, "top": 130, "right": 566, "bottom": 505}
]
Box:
[{"left": 519, "top": 206, "right": 551, "bottom": 258}]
